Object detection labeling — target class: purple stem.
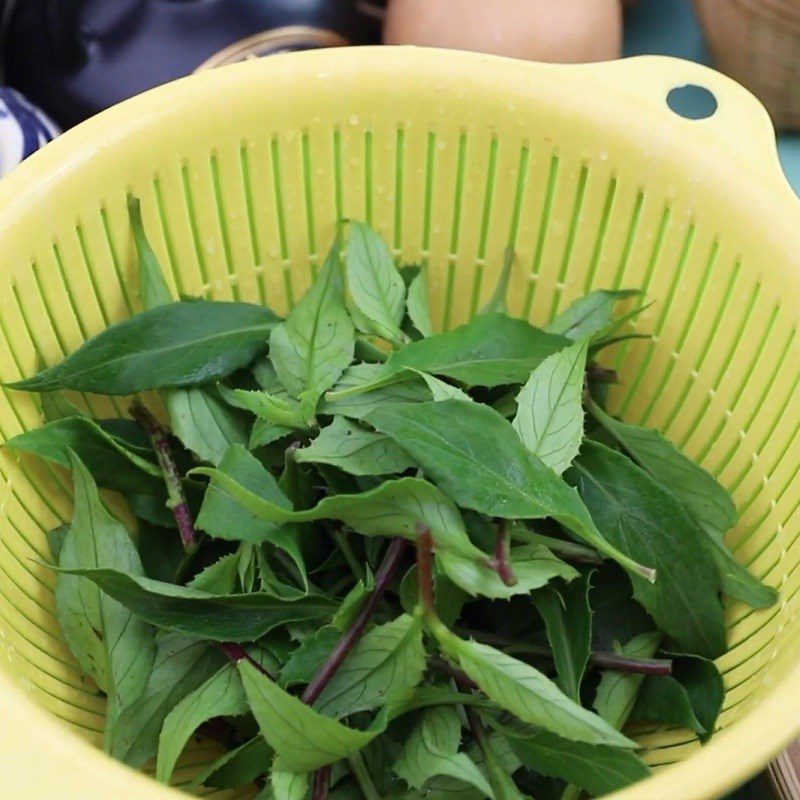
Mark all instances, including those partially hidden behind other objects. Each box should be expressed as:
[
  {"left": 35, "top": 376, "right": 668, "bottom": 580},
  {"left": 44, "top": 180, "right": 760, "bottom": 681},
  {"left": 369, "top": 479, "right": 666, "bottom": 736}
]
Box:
[
  {"left": 487, "top": 519, "right": 517, "bottom": 587},
  {"left": 219, "top": 642, "right": 272, "bottom": 676},
  {"left": 312, "top": 766, "right": 332, "bottom": 800},
  {"left": 131, "top": 402, "right": 197, "bottom": 553},
  {"left": 301, "top": 536, "right": 408, "bottom": 704}
]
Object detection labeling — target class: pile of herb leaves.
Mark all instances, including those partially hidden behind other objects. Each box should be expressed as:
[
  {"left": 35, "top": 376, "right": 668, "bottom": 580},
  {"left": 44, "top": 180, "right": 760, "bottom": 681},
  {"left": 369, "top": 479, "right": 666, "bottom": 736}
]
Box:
[{"left": 6, "top": 198, "right": 777, "bottom": 800}]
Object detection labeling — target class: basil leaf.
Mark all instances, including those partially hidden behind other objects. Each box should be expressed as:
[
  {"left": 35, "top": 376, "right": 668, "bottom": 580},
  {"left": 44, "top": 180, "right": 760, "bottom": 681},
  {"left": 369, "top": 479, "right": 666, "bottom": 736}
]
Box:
[
  {"left": 295, "top": 416, "right": 415, "bottom": 476},
  {"left": 438, "top": 544, "right": 578, "bottom": 600},
  {"left": 129, "top": 195, "right": 172, "bottom": 309},
  {"left": 393, "top": 707, "right": 493, "bottom": 797},
  {"left": 396, "top": 687, "right": 496, "bottom": 717},
  {"left": 187, "top": 553, "right": 240, "bottom": 594},
  {"left": 192, "top": 469, "right": 485, "bottom": 562},
  {"left": 156, "top": 663, "right": 249, "bottom": 782},
  {"left": 196, "top": 445, "right": 306, "bottom": 584},
  {"left": 271, "top": 241, "right": 355, "bottom": 415},
  {"left": 46, "top": 523, "right": 69, "bottom": 561},
  {"left": 413, "top": 371, "right": 472, "bottom": 402},
  {"left": 436, "top": 632, "right": 635, "bottom": 749},
  {"left": 189, "top": 735, "right": 273, "bottom": 790},
  {"left": 250, "top": 420, "right": 295, "bottom": 449},
  {"left": 55, "top": 453, "right": 156, "bottom": 749},
  {"left": 587, "top": 400, "right": 776, "bottom": 609},
  {"left": 50, "top": 568, "right": 335, "bottom": 641},
  {"left": 320, "top": 363, "right": 432, "bottom": 420},
  {"left": 41, "top": 392, "right": 84, "bottom": 422},
  {"left": 512, "top": 338, "right": 588, "bottom": 475},
  {"left": 590, "top": 563, "right": 655, "bottom": 651},
  {"left": 480, "top": 734, "right": 525, "bottom": 800},
  {"left": 478, "top": 248, "right": 515, "bottom": 316},
  {"left": 314, "top": 615, "right": 426, "bottom": 718},
  {"left": 238, "top": 659, "right": 386, "bottom": 771},
  {"left": 165, "top": 386, "right": 249, "bottom": 466},
  {"left": 632, "top": 653, "right": 723, "bottom": 742},
  {"left": 9, "top": 300, "right": 280, "bottom": 394},
  {"left": 532, "top": 573, "right": 593, "bottom": 703},
  {"left": 279, "top": 626, "right": 341, "bottom": 688},
  {"left": 5, "top": 416, "right": 163, "bottom": 498},
  {"left": 272, "top": 759, "right": 310, "bottom": 800},
  {"left": 332, "top": 577, "right": 374, "bottom": 631},
  {"left": 406, "top": 266, "right": 434, "bottom": 337},
  {"left": 108, "top": 633, "right": 225, "bottom": 767},
  {"left": 593, "top": 632, "right": 660, "bottom": 730},
  {"left": 346, "top": 221, "right": 407, "bottom": 346},
  {"left": 546, "top": 290, "right": 639, "bottom": 341},
  {"left": 327, "top": 314, "right": 569, "bottom": 399},
  {"left": 493, "top": 720, "right": 649, "bottom": 797},
  {"left": 572, "top": 441, "right": 726, "bottom": 658},
  {"left": 366, "top": 400, "right": 654, "bottom": 580},
  {"left": 220, "top": 386, "right": 310, "bottom": 429}
]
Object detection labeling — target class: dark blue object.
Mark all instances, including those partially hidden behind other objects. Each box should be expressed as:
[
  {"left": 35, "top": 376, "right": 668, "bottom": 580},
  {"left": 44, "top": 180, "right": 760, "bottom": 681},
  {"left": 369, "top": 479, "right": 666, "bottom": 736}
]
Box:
[
  {"left": 0, "top": 85, "right": 58, "bottom": 176},
  {"left": 2, "top": 0, "right": 380, "bottom": 128}
]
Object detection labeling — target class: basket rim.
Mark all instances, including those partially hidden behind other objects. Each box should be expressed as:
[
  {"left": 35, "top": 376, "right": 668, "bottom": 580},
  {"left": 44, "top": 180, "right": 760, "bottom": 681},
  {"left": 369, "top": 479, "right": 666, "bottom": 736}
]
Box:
[{"left": 0, "top": 46, "right": 799, "bottom": 800}]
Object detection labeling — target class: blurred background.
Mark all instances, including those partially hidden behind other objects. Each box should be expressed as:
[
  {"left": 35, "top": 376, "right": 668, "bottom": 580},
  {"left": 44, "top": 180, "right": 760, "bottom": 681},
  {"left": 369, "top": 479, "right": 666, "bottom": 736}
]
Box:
[{"left": 0, "top": 0, "right": 797, "bottom": 796}]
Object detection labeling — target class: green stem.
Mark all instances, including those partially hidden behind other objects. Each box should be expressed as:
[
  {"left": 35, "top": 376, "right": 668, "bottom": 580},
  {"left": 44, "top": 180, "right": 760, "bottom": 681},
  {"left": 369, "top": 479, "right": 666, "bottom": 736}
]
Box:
[
  {"left": 347, "top": 751, "right": 381, "bottom": 800},
  {"left": 509, "top": 527, "right": 603, "bottom": 566},
  {"left": 333, "top": 529, "right": 365, "bottom": 582}
]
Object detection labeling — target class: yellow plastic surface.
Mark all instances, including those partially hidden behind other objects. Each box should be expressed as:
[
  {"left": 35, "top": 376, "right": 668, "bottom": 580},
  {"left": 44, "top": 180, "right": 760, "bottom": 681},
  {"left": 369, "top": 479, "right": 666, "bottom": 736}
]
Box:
[{"left": 0, "top": 47, "right": 799, "bottom": 800}]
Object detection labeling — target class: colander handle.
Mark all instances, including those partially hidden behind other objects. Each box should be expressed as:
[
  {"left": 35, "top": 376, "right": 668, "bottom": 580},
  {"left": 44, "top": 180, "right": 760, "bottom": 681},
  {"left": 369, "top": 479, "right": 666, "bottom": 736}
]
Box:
[{"left": 591, "top": 56, "right": 781, "bottom": 175}]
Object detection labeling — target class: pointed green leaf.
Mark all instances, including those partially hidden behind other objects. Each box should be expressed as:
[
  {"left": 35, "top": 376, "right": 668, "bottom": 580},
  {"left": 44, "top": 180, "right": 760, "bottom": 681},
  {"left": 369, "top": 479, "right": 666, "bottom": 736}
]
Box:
[
  {"left": 532, "top": 574, "right": 593, "bottom": 703},
  {"left": 593, "top": 632, "right": 660, "bottom": 731},
  {"left": 9, "top": 301, "right": 281, "bottom": 394},
  {"left": 314, "top": 615, "right": 426, "bottom": 718},
  {"left": 393, "top": 706, "right": 493, "bottom": 797},
  {"left": 187, "top": 553, "right": 240, "bottom": 594},
  {"left": 41, "top": 392, "right": 84, "bottom": 422},
  {"left": 56, "top": 453, "right": 156, "bottom": 748},
  {"left": 406, "top": 266, "right": 434, "bottom": 337},
  {"left": 493, "top": 719, "right": 649, "bottom": 796},
  {"left": 587, "top": 400, "right": 776, "bottom": 609},
  {"left": 250, "top": 419, "right": 295, "bottom": 449},
  {"left": 366, "top": 400, "right": 654, "bottom": 581},
  {"left": 50, "top": 567, "right": 335, "bottom": 641},
  {"left": 346, "top": 221, "right": 406, "bottom": 345},
  {"left": 196, "top": 445, "right": 306, "bottom": 584},
  {"left": 108, "top": 633, "right": 225, "bottom": 767},
  {"left": 332, "top": 576, "right": 373, "bottom": 631},
  {"left": 156, "top": 663, "right": 249, "bottom": 782},
  {"left": 512, "top": 338, "right": 588, "bottom": 475},
  {"left": 478, "top": 248, "right": 515, "bottom": 316},
  {"left": 326, "top": 315, "right": 569, "bottom": 399},
  {"left": 165, "top": 386, "right": 249, "bottom": 466},
  {"left": 319, "top": 362, "right": 432, "bottom": 420},
  {"left": 239, "top": 659, "right": 385, "bottom": 771},
  {"left": 191, "top": 470, "right": 485, "bottom": 562},
  {"left": 436, "top": 633, "right": 635, "bottom": 749},
  {"left": 413, "top": 370, "right": 472, "bottom": 402},
  {"left": 272, "top": 759, "right": 310, "bottom": 800},
  {"left": 189, "top": 736, "right": 273, "bottom": 790},
  {"left": 279, "top": 626, "right": 341, "bottom": 688},
  {"left": 219, "top": 385, "right": 309, "bottom": 429},
  {"left": 546, "top": 290, "right": 639, "bottom": 341},
  {"left": 438, "top": 544, "right": 577, "bottom": 600},
  {"left": 480, "top": 734, "right": 525, "bottom": 800},
  {"left": 572, "top": 441, "right": 726, "bottom": 658},
  {"left": 295, "top": 416, "right": 415, "bottom": 476},
  {"left": 128, "top": 194, "right": 173, "bottom": 309},
  {"left": 270, "top": 241, "right": 355, "bottom": 415}
]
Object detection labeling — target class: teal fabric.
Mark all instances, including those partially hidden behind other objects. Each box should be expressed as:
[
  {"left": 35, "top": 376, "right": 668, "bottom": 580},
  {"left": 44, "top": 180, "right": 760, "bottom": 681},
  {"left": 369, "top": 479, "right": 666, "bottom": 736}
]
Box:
[{"left": 625, "top": 5, "right": 783, "bottom": 798}]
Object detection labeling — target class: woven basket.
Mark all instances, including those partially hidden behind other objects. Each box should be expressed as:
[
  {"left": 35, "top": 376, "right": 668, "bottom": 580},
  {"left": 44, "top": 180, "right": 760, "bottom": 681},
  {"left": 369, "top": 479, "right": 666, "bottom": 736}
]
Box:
[{"left": 694, "top": 0, "right": 800, "bottom": 130}]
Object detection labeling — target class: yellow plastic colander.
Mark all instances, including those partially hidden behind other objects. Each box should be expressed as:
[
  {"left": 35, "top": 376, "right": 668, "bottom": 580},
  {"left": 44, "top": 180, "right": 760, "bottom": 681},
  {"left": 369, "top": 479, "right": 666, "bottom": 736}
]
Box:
[{"left": 0, "top": 47, "right": 799, "bottom": 800}]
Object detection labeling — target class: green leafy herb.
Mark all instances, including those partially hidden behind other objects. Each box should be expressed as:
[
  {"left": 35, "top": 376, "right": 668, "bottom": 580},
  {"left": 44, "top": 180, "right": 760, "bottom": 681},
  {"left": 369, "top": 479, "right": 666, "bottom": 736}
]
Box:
[
  {"left": 271, "top": 241, "right": 355, "bottom": 416},
  {"left": 10, "top": 300, "right": 280, "bottom": 394},
  {"left": 513, "top": 338, "right": 588, "bottom": 475},
  {"left": 346, "top": 221, "right": 407, "bottom": 346},
  {"left": 532, "top": 573, "right": 593, "bottom": 703},
  {"left": 55, "top": 453, "right": 156, "bottom": 748},
  {"left": 547, "top": 290, "right": 639, "bottom": 341},
  {"left": 406, "top": 266, "right": 434, "bottom": 337},
  {"left": 571, "top": 441, "right": 726, "bottom": 658}
]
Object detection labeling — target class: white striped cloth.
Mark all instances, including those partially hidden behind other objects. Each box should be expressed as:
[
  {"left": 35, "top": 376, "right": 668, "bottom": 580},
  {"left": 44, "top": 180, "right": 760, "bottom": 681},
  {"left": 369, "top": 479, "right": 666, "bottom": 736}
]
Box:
[{"left": 0, "top": 86, "right": 59, "bottom": 178}]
